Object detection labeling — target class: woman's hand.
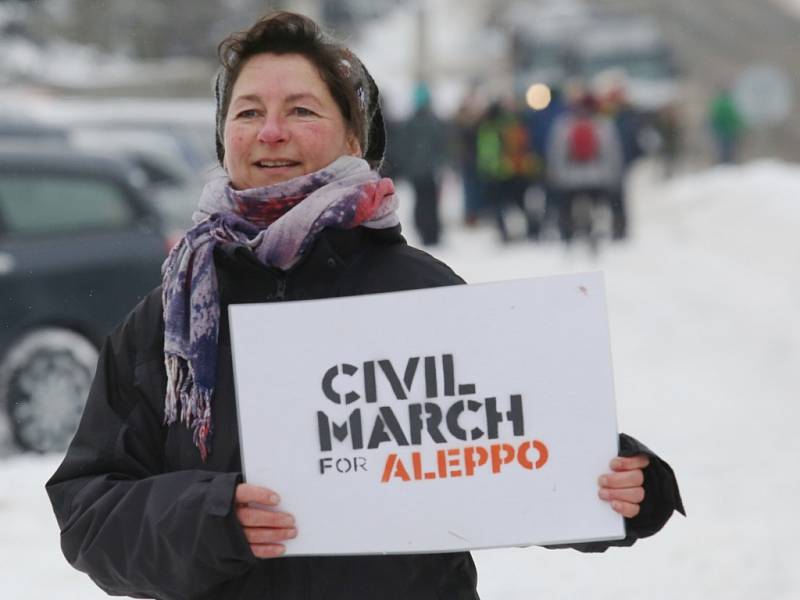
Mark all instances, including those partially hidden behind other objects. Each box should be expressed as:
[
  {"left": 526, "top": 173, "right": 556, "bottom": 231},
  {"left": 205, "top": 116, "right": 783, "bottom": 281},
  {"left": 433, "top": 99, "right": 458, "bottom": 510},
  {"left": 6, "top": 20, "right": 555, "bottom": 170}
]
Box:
[
  {"left": 234, "top": 484, "right": 297, "bottom": 558},
  {"left": 598, "top": 454, "right": 649, "bottom": 518}
]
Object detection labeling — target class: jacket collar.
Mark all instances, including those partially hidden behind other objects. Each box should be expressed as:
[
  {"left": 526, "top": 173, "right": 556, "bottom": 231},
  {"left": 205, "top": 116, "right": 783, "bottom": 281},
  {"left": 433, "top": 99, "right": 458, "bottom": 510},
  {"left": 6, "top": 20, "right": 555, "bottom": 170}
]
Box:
[{"left": 215, "top": 225, "right": 404, "bottom": 274}]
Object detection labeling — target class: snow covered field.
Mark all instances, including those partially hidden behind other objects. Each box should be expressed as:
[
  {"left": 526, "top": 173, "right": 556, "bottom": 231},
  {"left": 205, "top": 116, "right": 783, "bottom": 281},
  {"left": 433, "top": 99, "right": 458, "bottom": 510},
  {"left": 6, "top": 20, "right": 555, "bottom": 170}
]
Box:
[{"left": 1, "top": 159, "right": 798, "bottom": 598}]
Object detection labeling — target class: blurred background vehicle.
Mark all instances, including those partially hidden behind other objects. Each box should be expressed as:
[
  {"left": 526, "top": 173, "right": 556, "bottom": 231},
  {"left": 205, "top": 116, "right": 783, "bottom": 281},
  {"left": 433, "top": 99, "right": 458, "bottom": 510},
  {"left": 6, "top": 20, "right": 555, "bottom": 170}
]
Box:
[
  {"left": 567, "top": 14, "right": 681, "bottom": 116},
  {"left": 7, "top": 96, "right": 219, "bottom": 240},
  {"left": 0, "top": 144, "right": 169, "bottom": 453},
  {"left": 66, "top": 125, "right": 210, "bottom": 236},
  {"left": 503, "top": 0, "right": 590, "bottom": 92},
  {"left": 0, "top": 118, "right": 70, "bottom": 142},
  {"left": 21, "top": 98, "right": 218, "bottom": 173}
]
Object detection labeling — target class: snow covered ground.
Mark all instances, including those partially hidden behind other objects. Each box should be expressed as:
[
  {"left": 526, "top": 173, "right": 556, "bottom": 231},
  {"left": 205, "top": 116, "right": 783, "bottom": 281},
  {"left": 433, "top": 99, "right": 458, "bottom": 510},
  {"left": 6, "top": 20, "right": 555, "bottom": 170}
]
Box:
[{"left": 1, "top": 159, "right": 799, "bottom": 598}]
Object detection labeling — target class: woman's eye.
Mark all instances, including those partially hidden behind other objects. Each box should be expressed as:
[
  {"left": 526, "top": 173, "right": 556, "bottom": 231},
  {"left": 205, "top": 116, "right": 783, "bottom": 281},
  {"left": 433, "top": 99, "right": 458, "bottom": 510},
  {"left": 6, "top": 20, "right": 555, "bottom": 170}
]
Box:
[
  {"left": 236, "top": 109, "right": 259, "bottom": 119},
  {"left": 292, "top": 106, "right": 316, "bottom": 117}
]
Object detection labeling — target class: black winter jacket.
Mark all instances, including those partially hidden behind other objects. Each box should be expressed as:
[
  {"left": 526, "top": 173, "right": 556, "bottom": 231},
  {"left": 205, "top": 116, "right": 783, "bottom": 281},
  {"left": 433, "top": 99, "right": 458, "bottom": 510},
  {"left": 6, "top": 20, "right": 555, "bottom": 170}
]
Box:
[{"left": 46, "top": 226, "right": 683, "bottom": 600}]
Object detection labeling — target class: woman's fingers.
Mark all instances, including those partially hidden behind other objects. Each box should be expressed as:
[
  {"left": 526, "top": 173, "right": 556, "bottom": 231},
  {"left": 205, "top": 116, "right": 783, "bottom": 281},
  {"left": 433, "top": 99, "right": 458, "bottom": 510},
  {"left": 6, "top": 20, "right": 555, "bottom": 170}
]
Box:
[
  {"left": 250, "top": 543, "right": 288, "bottom": 559},
  {"left": 608, "top": 500, "right": 641, "bottom": 518},
  {"left": 598, "top": 468, "right": 644, "bottom": 489},
  {"left": 610, "top": 455, "right": 650, "bottom": 472},
  {"left": 236, "top": 506, "right": 295, "bottom": 529},
  {"left": 597, "top": 455, "right": 649, "bottom": 518},
  {"left": 234, "top": 483, "right": 281, "bottom": 506},
  {"left": 241, "top": 523, "right": 297, "bottom": 559},
  {"left": 242, "top": 526, "right": 298, "bottom": 545},
  {"left": 233, "top": 484, "right": 298, "bottom": 558},
  {"left": 599, "top": 485, "right": 645, "bottom": 504}
]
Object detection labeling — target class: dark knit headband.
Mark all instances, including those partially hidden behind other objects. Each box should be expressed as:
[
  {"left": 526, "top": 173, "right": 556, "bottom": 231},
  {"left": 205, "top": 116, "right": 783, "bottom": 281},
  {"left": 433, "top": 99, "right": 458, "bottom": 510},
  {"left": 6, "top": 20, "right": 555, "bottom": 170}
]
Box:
[{"left": 213, "top": 52, "right": 386, "bottom": 171}]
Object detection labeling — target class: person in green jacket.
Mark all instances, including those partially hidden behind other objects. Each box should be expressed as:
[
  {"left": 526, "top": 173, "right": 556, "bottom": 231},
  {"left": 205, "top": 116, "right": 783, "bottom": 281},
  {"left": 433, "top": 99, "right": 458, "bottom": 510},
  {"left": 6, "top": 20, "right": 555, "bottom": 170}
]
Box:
[{"left": 708, "top": 87, "right": 744, "bottom": 164}]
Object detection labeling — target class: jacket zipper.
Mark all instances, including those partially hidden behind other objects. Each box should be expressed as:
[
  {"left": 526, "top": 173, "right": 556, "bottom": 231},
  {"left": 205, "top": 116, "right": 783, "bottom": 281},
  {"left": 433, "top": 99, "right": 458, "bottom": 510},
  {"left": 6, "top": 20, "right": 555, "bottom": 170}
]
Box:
[{"left": 275, "top": 276, "right": 287, "bottom": 300}]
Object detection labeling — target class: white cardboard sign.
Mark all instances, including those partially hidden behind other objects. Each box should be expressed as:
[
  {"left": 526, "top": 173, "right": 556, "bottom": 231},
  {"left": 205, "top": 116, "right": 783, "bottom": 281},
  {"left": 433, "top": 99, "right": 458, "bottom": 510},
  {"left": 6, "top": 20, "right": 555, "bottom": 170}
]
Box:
[{"left": 229, "top": 272, "right": 624, "bottom": 556}]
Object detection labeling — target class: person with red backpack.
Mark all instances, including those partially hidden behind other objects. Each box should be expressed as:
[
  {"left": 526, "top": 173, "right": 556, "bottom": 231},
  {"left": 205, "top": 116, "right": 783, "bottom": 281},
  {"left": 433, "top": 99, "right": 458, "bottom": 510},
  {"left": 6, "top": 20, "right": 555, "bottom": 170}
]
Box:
[
  {"left": 545, "top": 92, "right": 624, "bottom": 243},
  {"left": 568, "top": 114, "right": 602, "bottom": 162}
]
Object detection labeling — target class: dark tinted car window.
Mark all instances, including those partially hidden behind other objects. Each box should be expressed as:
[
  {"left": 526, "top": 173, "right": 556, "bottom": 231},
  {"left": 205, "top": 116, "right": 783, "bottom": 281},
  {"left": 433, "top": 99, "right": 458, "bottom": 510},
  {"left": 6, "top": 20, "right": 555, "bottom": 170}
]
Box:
[{"left": 0, "top": 174, "right": 134, "bottom": 235}]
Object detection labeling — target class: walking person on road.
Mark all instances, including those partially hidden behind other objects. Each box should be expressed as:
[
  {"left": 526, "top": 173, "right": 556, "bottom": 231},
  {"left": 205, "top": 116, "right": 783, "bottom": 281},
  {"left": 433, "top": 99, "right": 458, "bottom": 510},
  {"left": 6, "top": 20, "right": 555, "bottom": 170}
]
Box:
[{"left": 708, "top": 86, "right": 744, "bottom": 164}]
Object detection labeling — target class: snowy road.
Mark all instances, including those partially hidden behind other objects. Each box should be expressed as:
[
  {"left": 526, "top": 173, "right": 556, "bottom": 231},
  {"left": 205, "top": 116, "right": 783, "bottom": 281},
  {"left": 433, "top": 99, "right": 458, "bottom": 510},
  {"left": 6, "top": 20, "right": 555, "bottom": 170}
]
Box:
[{"left": 2, "top": 160, "right": 799, "bottom": 598}]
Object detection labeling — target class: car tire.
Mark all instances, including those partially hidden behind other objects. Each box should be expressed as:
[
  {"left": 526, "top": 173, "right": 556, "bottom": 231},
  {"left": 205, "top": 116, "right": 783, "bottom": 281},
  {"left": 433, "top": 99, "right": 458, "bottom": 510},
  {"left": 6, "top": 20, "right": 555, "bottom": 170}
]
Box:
[{"left": 0, "top": 328, "right": 98, "bottom": 453}]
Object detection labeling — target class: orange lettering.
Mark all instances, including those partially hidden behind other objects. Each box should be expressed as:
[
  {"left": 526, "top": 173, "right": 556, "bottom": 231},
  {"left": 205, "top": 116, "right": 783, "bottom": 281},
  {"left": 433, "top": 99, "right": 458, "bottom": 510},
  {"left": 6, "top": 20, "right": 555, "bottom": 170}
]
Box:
[
  {"left": 490, "top": 443, "right": 515, "bottom": 473},
  {"left": 464, "top": 446, "right": 489, "bottom": 475},
  {"left": 381, "top": 439, "right": 548, "bottom": 483},
  {"left": 381, "top": 453, "right": 397, "bottom": 482},
  {"left": 447, "top": 448, "right": 463, "bottom": 477},
  {"left": 518, "top": 441, "right": 534, "bottom": 469},
  {"left": 437, "top": 449, "right": 448, "bottom": 478},
  {"left": 412, "top": 451, "right": 423, "bottom": 480},
  {"left": 381, "top": 453, "right": 411, "bottom": 482},
  {"left": 534, "top": 440, "right": 548, "bottom": 469}
]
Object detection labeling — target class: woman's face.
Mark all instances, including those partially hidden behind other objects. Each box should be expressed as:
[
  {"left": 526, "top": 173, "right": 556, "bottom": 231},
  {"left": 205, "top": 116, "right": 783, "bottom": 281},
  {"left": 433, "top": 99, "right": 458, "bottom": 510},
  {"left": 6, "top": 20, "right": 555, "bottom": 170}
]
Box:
[{"left": 223, "top": 53, "right": 360, "bottom": 189}]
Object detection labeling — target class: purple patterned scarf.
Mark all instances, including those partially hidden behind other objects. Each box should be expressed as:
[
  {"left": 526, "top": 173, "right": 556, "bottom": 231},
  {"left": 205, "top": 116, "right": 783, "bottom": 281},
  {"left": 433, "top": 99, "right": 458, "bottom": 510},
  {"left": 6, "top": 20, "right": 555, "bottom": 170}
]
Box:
[{"left": 161, "top": 156, "right": 399, "bottom": 460}]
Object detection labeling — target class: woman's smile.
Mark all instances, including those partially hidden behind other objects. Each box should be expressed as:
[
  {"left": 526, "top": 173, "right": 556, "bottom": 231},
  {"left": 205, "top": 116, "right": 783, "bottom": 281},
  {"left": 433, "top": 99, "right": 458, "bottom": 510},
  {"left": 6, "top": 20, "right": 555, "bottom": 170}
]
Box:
[{"left": 251, "top": 158, "right": 302, "bottom": 178}]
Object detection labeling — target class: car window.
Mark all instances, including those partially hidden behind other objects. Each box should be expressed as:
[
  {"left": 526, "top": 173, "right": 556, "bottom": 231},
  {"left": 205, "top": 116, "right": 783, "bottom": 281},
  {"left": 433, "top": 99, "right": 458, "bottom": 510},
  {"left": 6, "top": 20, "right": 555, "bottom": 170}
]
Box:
[{"left": 0, "top": 173, "right": 135, "bottom": 235}]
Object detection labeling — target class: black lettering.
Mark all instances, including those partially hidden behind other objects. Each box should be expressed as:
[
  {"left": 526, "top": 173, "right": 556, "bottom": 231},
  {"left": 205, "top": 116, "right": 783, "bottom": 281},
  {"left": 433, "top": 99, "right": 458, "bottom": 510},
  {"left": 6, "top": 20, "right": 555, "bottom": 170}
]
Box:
[
  {"left": 317, "top": 409, "right": 363, "bottom": 451},
  {"left": 446, "top": 400, "right": 485, "bottom": 441},
  {"left": 443, "top": 354, "right": 455, "bottom": 396},
  {"left": 403, "top": 357, "right": 420, "bottom": 392},
  {"left": 507, "top": 394, "right": 525, "bottom": 436},
  {"left": 378, "top": 360, "right": 408, "bottom": 400},
  {"left": 423, "top": 402, "right": 447, "bottom": 443},
  {"left": 485, "top": 397, "right": 501, "bottom": 439},
  {"left": 484, "top": 395, "right": 525, "bottom": 438},
  {"left": 364, "top": 361, "right": 377, "bottom": 403},
  {"left": 367, "top": 407, "right": 410, "bottom": 449},
  {"left": 321, "top": 364, "right": 360, "bottom": 405},
  {"left": 468, "top": 400, "right": 484, "bottom": 440},
  {"left": 458, "top": 383, "right": 476, "bottom": 395},
  {"left": 425, "top": 356, "right": 438, "bottom": 398},
  {"left": 446, "top": 401, "right": 468, "bottom": 441},
  {"left": 408, "top": 403, "right": 424, "bottom": 445}
]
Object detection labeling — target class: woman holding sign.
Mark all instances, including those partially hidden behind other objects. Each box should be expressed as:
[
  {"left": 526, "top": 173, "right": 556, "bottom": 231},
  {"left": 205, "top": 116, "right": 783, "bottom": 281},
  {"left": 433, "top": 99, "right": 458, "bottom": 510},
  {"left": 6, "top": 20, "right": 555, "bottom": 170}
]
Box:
[{"left": 46, "top": 11, "right": 683, "bottom": 600}]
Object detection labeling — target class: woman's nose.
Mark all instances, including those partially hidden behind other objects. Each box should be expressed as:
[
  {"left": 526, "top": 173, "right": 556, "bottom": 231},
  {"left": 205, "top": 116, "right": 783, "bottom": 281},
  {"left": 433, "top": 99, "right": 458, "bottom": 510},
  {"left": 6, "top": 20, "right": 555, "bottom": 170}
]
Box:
[{"left": 257, "top": 116, "right": 288, "bottom": 144}]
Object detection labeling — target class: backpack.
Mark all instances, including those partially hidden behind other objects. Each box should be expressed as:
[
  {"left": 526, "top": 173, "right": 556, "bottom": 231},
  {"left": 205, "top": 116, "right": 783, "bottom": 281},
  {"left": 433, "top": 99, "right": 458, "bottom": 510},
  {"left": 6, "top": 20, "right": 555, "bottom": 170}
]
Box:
[
  {"left": 567, "top": 117, "right": 600, "bottom": 162},
  {"left": 502, "top": 119, "right": 539, "bottom": 177},
  {"left": 476, "top": 119, "right": 505, "bottom": 178}
]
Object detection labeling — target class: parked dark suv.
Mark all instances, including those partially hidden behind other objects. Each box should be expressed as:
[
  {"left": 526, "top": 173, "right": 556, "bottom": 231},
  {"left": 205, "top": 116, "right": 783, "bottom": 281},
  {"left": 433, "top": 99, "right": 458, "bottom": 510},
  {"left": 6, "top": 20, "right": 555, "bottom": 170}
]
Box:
[{"left": 0, "top": 145, "right": 168, "bottom": 453}]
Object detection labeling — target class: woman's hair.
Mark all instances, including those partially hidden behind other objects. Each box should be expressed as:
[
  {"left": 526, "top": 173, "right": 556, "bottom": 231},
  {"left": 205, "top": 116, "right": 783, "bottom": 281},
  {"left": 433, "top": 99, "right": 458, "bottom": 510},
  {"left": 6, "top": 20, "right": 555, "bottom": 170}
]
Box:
[{"left": 214, "top": 11, "right": 384, "bottom": 169}]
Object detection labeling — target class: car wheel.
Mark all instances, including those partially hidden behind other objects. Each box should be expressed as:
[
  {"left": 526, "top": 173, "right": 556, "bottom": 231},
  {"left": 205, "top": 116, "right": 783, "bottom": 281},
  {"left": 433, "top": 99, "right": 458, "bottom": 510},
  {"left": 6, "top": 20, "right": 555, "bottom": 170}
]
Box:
[{"left": 0, "top": 328, "right": 98, "bottom": 453}]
